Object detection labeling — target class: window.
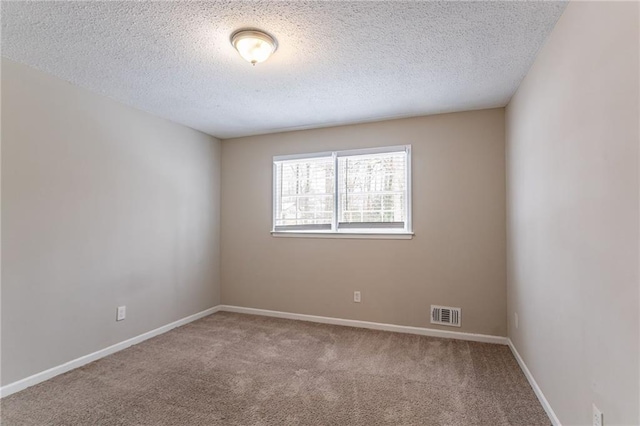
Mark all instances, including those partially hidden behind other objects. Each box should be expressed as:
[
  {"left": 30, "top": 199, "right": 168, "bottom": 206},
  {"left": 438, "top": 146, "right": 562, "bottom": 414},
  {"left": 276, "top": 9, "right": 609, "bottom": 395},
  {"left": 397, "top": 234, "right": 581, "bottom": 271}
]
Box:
[{"left": 273, "top": 146, "right": 412, "bottom": 236}]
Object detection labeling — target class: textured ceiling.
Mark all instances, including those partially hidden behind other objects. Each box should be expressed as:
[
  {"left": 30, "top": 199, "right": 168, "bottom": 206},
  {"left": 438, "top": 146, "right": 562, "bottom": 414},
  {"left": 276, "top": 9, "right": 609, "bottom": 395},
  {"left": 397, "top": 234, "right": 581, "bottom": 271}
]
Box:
[{"left": 2, "top": 1, "right": 566, "bottom": 139}]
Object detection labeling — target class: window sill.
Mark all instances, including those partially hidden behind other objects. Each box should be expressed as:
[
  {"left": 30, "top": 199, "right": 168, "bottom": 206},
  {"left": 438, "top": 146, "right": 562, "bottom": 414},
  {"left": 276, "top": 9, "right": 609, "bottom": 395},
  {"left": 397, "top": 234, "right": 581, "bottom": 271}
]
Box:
[{"left": 271, "top": 231, "right": 414, "bottom": 240}]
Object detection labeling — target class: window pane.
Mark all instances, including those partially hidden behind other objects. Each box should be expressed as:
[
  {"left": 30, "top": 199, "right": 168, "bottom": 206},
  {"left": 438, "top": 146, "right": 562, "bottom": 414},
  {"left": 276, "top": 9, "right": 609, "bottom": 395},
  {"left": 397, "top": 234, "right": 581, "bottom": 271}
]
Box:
[
  {"left": 338, "top": 151, "right": 406, "bottom": 225},
  {"left": 274, "top": 157, "right": 334, "bottom": 228}
]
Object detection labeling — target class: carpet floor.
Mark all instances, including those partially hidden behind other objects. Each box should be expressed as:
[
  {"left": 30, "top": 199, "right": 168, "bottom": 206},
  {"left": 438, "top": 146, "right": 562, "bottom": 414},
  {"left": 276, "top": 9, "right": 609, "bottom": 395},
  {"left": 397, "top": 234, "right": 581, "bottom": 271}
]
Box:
[{"left": 1, "top": 312, "right": 550, "bottom": 425}]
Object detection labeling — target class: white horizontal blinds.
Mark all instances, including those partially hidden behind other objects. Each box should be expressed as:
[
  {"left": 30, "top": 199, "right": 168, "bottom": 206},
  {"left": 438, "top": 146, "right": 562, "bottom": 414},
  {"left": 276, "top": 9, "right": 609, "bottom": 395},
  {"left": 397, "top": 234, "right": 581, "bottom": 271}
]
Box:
[
  {"left": 338, "top": 150, "right": 406, "bottom": 229},
  {"left": 274, "top": 156, "right": 335, "bottom": 231}
]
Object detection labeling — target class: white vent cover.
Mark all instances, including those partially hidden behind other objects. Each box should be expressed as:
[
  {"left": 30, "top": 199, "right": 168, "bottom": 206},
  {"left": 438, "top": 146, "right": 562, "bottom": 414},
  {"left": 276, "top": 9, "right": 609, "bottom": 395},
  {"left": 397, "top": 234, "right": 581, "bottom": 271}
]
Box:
[{"left": 431, "top": 305, "right": 461, "bottom": 327}]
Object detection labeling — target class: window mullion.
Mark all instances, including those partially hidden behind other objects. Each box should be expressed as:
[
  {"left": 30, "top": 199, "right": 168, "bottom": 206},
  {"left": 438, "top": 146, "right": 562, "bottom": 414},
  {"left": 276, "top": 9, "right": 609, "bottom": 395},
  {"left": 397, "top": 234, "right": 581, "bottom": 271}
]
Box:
[
  {"left": 405, "top": 146, "right": 412, "bottom": 233},
  {"left": 272, "top": 162, "right": 277, "bottom": 231},
  {"left": 332, "top": 152, "right": 339, "bottom": 232}
]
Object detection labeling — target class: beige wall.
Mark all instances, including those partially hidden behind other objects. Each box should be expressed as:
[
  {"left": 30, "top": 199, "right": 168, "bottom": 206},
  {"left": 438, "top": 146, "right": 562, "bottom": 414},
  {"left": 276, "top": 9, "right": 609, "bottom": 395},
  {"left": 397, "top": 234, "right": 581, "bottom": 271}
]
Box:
[
  {"left": 221, "top": 109, "right": 507, "bottom": 336},
  {"left": 506, "top": 2, "right": 639, "bottom": 425},
  {"left": 1, "top": 59, "right": 222, "bottom": 385}
]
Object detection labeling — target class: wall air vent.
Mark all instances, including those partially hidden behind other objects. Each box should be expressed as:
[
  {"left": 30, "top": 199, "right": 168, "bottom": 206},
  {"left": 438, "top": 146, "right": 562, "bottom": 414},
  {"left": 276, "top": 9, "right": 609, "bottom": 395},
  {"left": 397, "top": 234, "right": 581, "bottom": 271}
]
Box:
[{"left": 431, "top": 305, "right": 461, "bottom": 327}]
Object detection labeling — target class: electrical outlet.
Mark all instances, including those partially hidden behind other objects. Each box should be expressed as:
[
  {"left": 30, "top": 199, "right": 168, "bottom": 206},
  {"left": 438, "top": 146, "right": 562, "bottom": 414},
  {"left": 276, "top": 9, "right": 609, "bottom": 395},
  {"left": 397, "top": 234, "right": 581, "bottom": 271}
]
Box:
[
  {"left": 116, "top": 306, "right": 126, "bottom": 321},
  {"left": 592, "top": 404, "right": 603, "bottom": 426},
  {"left": 515, "top": 312, "right": 519, "bottom": 329},
  {"left": 353, "top": 291, "right": 361, "bottom": 303}
]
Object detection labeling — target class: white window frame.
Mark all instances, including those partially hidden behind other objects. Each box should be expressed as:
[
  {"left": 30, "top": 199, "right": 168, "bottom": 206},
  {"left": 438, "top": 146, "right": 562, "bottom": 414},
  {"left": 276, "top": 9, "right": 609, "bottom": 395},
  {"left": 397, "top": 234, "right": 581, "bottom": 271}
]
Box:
[{"left": 272, "top": 145, "right": 413, "bottom": 239}]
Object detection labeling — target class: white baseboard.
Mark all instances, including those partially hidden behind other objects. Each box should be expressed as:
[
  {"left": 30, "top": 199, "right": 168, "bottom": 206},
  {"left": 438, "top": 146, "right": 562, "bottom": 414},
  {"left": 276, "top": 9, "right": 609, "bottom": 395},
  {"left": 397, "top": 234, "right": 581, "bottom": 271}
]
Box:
[
  {"left": 0, "top": 305, "right": 222, "bottom": 398},
  {"left": 508, "top": 338, "right": 561, "bottom": 426},
  {"left": 220, "top": 307, "right": 559, "bottom": 425},
  {"left": 0, "top": 304, "right": 513, "bottom": 400},
  {"left": 218, "top": 305, "right": 508, "bottom": 345}
]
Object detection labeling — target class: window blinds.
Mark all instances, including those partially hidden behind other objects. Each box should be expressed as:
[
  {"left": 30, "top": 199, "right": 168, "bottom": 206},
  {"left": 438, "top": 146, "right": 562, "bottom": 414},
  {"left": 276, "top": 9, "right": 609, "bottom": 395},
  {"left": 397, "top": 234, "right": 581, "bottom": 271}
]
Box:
[
  {"left": 338, "top": 151, "right": 406, "bottom": 229},
  {"left": 273, "top": 146, "right": 409, "bottom": 233},
  {"left": 273, "top": 156, "right": 334, "bottom": 231}
]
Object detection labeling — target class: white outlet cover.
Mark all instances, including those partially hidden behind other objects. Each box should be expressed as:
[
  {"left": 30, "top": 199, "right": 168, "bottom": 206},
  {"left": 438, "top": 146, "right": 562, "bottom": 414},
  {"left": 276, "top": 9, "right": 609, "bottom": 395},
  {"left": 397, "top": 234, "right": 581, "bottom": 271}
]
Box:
[
  {"left": 117, "top": 306, "right": 126, "bottom": 321},
  {"left": 354, "top": 291, "right": 361, "bottom": 303},
  {"left": 592, "top": 404, "right": 603, "bottom": 426}
]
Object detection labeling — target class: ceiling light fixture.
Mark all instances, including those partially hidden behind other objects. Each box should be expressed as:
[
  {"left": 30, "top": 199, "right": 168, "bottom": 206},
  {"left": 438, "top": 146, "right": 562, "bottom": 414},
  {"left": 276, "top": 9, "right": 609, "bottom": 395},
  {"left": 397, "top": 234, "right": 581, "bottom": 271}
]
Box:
[{"left": 230, "top": 29, "right": 278, "bottom": 66}]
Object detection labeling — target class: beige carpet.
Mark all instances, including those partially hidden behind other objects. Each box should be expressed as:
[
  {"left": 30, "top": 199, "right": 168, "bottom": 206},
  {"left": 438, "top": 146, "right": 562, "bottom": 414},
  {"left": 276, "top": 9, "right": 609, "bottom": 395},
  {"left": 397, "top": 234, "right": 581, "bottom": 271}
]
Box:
[{"left": 1, "top": 312, "right": 549, "bottom": 425}]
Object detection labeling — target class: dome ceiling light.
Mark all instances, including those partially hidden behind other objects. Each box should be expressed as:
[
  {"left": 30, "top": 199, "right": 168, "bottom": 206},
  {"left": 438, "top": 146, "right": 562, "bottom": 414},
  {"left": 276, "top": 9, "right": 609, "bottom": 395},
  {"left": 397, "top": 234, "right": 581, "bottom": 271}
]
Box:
[{"left": 230, "top": 29, "right": 278, "bottom": 66}]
